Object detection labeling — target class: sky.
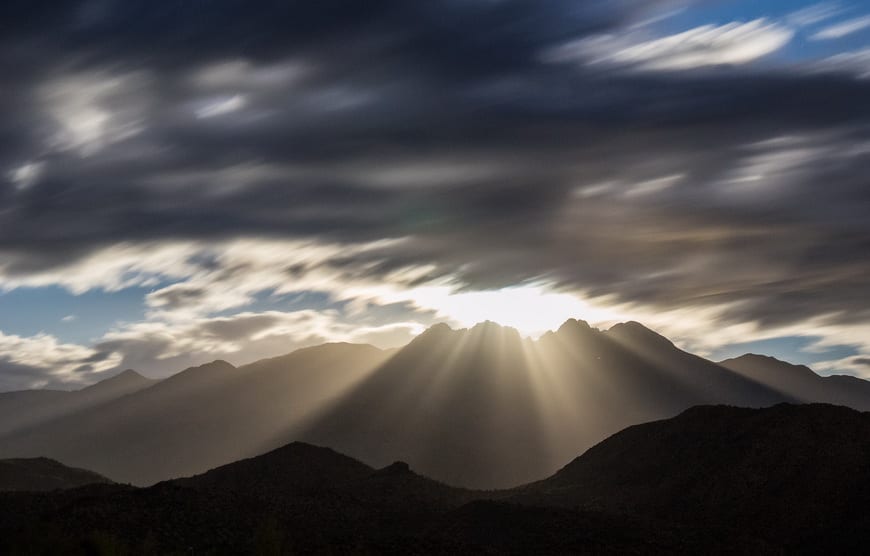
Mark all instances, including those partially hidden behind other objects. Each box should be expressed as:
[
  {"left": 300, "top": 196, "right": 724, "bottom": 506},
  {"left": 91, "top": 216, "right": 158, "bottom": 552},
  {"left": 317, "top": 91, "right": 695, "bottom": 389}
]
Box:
[{"left": 1, "top": 0, "right": 869, "bottom": 390}]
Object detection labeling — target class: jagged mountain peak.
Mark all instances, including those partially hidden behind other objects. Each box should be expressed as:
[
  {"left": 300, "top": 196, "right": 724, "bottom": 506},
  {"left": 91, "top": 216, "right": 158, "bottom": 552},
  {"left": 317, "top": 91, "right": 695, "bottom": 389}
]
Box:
[
  {"left": 203, "top": 359, "right": 235, "bottom": 370},
  {"left": 407, "top": 322, "right": 456, "bottom": 344},
  {"left": 116, "top": 368, "right": 147, "bottom": 379},
  {"left": 468, "top": 320, "right": 519, "bottom": 333},
  {"left": 557, "top": 318, "right": 593, "bottom": 333},
  {"left": 606, "top": 320, "right": 675, "bottom": 348}
]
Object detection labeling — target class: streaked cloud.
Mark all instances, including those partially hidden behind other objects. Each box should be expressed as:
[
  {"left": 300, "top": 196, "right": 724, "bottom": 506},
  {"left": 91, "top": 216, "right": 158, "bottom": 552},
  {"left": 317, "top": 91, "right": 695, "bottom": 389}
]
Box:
[
  {"left": 0, "top": 330, "right": 121, "bottom": 390},
  {"left": 811, "top": 47, "right": 870, "bottom": 78},
  {"left": 547, "top": 20, "right": 793, "bottom": 71},
  {"left": 788, "top": 3, "right": 844, "bottom": 27},
  {"left": 0, "top": 0, "right": 869, "bottom": 386},
  {"left": 811, "top": 14, "right": 870, "bottom": 40},
  {"left": 39, "top": 70, "right": 150, "bottom": 155},
  {"left": 195, "top": 94, "right": 246, "bottom": 118},
  {"left": 8, "top": 161, "right": 43, "bottom": 190}
]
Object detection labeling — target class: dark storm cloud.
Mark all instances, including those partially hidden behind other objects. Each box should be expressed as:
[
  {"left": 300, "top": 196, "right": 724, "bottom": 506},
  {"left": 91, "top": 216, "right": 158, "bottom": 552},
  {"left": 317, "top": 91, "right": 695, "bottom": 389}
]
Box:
[
  {"left": 0, "top": 0, "right": 869, "bottom": 331},
  {"left": 0, "top": 0, "right": 626, "bottom": 69}
]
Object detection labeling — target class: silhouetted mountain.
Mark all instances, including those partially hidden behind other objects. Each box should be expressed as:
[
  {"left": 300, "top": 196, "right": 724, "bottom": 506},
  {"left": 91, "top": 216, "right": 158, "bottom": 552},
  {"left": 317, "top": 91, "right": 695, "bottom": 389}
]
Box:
[
  {"left": 0, "top": 369, "right": 156, "bottom": 436},
  {"left": 0, "top": 442, "right": 485, "bottom": 555},
  {"left": 176, "top": 441, "right": 478, "bottom": 516},
  {"left": 721, "top": 354, "right": 870, "bottom": 410},
  {"left": 518, "top": 403, "right": 870, "bottom": 552},
  {"left": 606, "top": 320, "right": 676, "bottom": 349},
  {"left": 0, "top": 457, "right": 111, "bottom": 492},
  {"left": 2, "top": 320, "right": 870, "bottom": 489},
  {"left": 428, "top": 501, "right": 733, "bottom": 555},
  {"left": 5, "top": 405, "right": 870, "bottom": 554},
  {"left": 0, "top": 441, "right": 700, "bottom": 555},
  {"left": 176, "top": 442, "right": 374, "bottom": 497}
]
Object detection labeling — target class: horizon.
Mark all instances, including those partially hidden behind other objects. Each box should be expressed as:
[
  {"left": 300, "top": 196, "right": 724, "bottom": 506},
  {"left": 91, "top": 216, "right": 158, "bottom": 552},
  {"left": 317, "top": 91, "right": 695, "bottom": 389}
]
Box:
[{"left": 7, "top": 317, "right": 824, "bottom": 392}]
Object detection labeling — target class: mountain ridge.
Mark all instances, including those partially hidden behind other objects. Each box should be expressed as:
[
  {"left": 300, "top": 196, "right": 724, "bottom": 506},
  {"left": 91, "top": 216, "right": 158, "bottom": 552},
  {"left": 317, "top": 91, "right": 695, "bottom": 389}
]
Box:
[
  {"left": 1, "top": 319, "right": 868, "bottom": 488},
  {"left": 0, "top": 367, "right": 158, "bottom": 437},
  {"left": 0, "top": 457, "right": 112, "bottom": 492},
  {"left": 514, "top": 402, "right": 870, "bottom": 551}
]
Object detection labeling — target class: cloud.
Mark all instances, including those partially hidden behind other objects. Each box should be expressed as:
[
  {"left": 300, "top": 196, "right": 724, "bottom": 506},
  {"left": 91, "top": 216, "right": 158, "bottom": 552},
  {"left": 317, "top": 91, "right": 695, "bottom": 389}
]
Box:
[
  {"left": 139, "top": 238, "right": 411, "bottom": 319},
  {"left": 546, "top": 19, "right": 793, "bottom": 71},
  {"left": 195, "top": 94, "right": 246, "bottom": 118},
  {"left": 811, "top": 14, "right": 870, "bottom": 40},
  {"left": 39, "top": 69, "right": 150, "bottom": 155},
  {"left": 0, "top": 0, "right": 869, "bottom": 382},
  {"left": 0, "top": 242, "right": 203, "bottom": 294},
  {"left": 7, "top": 161, "right": 43, "bottom": 190},
  {"left": 788, "top": 3, "right": 844, "bottom": 28},
  {"left": 812, "top": 48, "right": 870, "bottom": 78},
  {"left": 0, "top": 330, "right": 121, "bottom": 390},
  {"left": 812, "top": 353, "right": 870, "bottom": 379},
  {"left": 191, "top": 59, "right": 309, "bottom": 91}
]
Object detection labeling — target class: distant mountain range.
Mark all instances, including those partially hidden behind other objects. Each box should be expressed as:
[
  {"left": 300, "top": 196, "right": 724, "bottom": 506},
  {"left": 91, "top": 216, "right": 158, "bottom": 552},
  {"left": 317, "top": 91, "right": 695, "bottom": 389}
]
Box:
[
  {"left": 2, "top": 404, "right": 869, "bottom": 554},
  {"left": 0, "top": 368, "right": 156, "bottom": 436},
  {"left": 1, "top": 319, "right": 869, "bottom": 489},
  {"left": 0, "top": 457, "right": 111, "bottom": 492}
]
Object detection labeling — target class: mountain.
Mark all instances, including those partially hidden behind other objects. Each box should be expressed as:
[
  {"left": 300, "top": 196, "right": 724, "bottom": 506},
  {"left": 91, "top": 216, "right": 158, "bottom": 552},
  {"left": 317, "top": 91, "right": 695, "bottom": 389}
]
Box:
[
  {"left": 2, "top": 319, "right": 870, "bottom": 489},
  {"left": 0, "top": 440, "right": 701, "bottom": 555},
  {"left": 77, "top": 368, "right": 156, "bottom": 400},
  {"left": 0, "top": 344, "right": 392, "bottom": 485},
  {"left": 4, "top": 405, "right": 870, "bottom": 554},
  {"left": 720, "top": 354, "right": 870, "bottom": 410},
  {"left": 0, "top": 457, "right": 112, "bottom": 492},
  {"left": 175, "top": 441, "right": 375, "bottom": 497},
  {"left": 0, "top": 369, "right": 156, "bottom": 436},
  {"left": 0, "top": 442, "right": 485, "bottom": 555},
  {"left": 175, "top": 440, "right": 480, "bottom": 517},
  {"left": 293, "top": 319, "right": 788, "bottom": 487},
  {"left": 517, "top": 403, "right": 870, "bottom": 552}
]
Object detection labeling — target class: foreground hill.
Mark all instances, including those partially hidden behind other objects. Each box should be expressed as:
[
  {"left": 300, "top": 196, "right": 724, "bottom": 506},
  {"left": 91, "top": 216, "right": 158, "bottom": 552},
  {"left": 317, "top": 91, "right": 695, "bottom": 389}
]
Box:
[
  {"left": 3, "top": 405, "right": 870, "bottom": 554},
  {"left": 0, "top": 442, "right": 489, "bottom": 555},
  {"left": 0, "top": 457, "right": 111, "bottom": 492},
  {"left": 518, "top": 403, "right": 870, "bottom": 552},
  {"left": 2, "top": 320, "right": 869, "bottom": 488},
  {"left": 0, "top": 442, "right": 711, "bottom": 555}
]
